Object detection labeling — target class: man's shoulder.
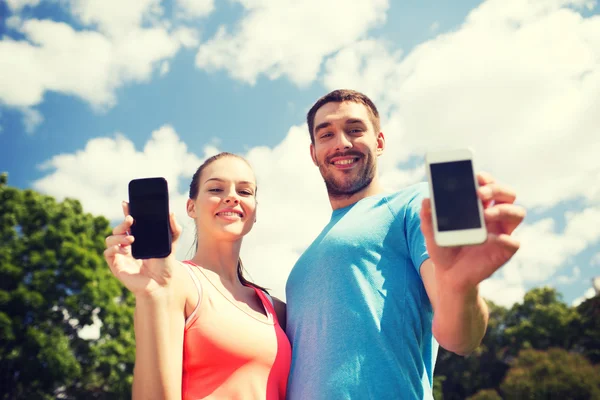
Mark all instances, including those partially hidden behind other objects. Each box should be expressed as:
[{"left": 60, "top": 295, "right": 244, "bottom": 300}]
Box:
[{"left": 383, "top": 182, "right": 429, "bottom": 211}]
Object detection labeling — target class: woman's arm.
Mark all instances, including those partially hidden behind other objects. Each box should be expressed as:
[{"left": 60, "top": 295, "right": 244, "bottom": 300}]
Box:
[{"left": 131, "top": 261, "right": 195, "bottom": 400}]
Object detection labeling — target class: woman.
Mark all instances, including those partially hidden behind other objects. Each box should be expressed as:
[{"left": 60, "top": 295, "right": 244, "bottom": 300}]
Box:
[{"left": 104, "top": 152, "right": 291, "bottom": 400}]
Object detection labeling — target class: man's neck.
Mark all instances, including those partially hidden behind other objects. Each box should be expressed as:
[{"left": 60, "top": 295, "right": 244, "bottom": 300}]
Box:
[{"left": 329, "top": 179, "right": 384, "bottom": 210}]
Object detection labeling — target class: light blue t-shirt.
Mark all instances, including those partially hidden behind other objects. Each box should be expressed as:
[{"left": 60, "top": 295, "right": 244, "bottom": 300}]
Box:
[{"left": 285, "top": 183, "right": 438, "bottom": 400}]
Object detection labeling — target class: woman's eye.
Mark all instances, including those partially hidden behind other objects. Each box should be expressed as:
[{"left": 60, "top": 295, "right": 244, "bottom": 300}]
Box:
[
  {"left": 239, "top": 190, "right": 253, "bottom": 196},
  {"left": 209, "top": 188, "right": 222, "bottom": 193}
]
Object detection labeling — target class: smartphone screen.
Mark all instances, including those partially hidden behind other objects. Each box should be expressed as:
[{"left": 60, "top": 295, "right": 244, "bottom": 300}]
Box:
[
  {"left": 128, "top": 177, "right": 172, "bottom": 259},
  {"left": 429, "top": 160, "right": 481, "bottom": 232}
]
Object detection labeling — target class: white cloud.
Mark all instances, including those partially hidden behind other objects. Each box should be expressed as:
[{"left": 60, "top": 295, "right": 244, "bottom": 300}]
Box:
[
  {"left": 555, "top": 266, "right": 581, "bottom": 284},
  {"left": 322, "top": 0, "right": 600, "bottom": 210},
  {"left": 33, "top": 125, "right": 202, "bottom": 222},
  {"left": 5, "top": 0, "right": 39, "bottom": 12},
  {"left": 173, "top": 26, "right": 201, "bottom": 48},
  {"left": 240, "top": 126, "right": 331, "bottom": 297},
  {"left": 25, "top": 0, "right": 600, "bottom": 307},
  {"left": 159, "top": 61, "right": 170, "bottom": 76},
  {"left": 319, "top": 0, "right": 600, "bottom": 306},
  {"left": 31, "top": 124, "right": 330, "bottom": 300},
  {"left": 195, "top": 0, "right": 389, "bottom": 85},
  {"left": 175, "top": 0, "right": 215, "bottom": 19},
  {"left": 0, "top": 1, "right": 197, "bottom": 124},
  {"left": 21, "top": 107, "right": 43, "bottom": 134},
  {"left": 0, "top": 19, "right": 188, "bottom": 109},
  {"left": 67, "top": 0, "right": 164, "bottom": 38},
  {"left": 572, "top": 287, "right": 597, "bottom": 307}
]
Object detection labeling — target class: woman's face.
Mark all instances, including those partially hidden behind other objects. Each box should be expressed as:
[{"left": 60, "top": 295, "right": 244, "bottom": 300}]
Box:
[{"left": 188, "top": 157, "right": 257, "bottom": 241}]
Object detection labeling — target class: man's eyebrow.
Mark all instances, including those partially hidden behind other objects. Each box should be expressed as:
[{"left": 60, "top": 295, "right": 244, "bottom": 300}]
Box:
[
  {"left": 315, "top": 121, "right": 334, "bottom": 133},
  {"left": 345, "top": 118, "right": 367, "bottom": 125},
  {"left": 204, "top": 178, "right": 255, "bottom": 186}
]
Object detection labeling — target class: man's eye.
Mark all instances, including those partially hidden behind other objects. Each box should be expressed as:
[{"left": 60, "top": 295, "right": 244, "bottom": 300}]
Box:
[
  {"left": 320, "top": 133, "right": 333, "bottom": 139},
  {"left": 349, "top": 128, "right": 363, "bottom": 134}
]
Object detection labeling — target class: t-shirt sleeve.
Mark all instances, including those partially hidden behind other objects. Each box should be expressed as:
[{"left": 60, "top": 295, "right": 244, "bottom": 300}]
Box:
[{"left": 405, "top": 183, "right": 431, "bottom": 276}]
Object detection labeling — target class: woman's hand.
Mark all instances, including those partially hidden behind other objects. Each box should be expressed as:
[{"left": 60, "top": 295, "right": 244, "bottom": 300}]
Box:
[{"left": 104, "top": 201, "right": 182, "bottom": 297}]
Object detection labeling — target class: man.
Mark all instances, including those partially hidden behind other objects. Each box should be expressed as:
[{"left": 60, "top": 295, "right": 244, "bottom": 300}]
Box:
[{"left": 285, "top": 89, "right": 525, "bottom": 399}]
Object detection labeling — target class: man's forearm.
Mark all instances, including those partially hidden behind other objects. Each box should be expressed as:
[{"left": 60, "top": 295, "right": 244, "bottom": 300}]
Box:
[{"left": 432, "top": 284, "right": 489, "bottom": 356}]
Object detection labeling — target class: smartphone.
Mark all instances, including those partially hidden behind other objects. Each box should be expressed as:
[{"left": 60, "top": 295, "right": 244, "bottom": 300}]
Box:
[
  {"left": 128, "top": 177, "right": 172, "bottom": 259},
  {"left": 425, "top": 148, "right": 487, "bottom": 247}
]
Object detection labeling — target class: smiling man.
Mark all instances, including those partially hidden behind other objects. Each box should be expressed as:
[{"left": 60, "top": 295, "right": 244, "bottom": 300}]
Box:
[{"left": 285, "top": 89, "right": 526, "bottom": 399}]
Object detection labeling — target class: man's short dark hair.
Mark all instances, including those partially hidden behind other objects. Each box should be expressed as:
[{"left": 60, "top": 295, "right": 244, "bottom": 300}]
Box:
[{"left": 306, "top": 89, "right": 381, "bottom": 143}]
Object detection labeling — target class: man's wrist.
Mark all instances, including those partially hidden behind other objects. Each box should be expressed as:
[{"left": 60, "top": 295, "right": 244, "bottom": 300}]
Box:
[{"left": 435, "top": 268, "right": 480, "bottom": 303}]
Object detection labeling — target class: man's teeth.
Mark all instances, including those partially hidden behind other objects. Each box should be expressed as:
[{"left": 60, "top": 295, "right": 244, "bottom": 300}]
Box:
[{"left": 335, "top": 159, "right": 357, "bottom": 165}]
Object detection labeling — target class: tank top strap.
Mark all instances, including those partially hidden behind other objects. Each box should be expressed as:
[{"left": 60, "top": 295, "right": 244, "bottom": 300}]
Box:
[
  {"left": 181, "top": 260, "right": 203, "bottom": 329},
  {"left": 252, "top": 287, "right": 279, "bottom": 326}
]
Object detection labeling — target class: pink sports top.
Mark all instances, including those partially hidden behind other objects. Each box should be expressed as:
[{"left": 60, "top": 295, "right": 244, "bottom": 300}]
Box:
[{"left": 181, "top": 260, "right": 291, "bottom": 399}]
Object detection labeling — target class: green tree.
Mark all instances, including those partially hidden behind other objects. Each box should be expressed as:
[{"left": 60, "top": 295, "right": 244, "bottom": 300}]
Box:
[
  {"left": 433, "top": 375, "right": 445, "bottom": 400},
  {"left": 0, "top": 173, "right": 135, "bottom": 399},
  {"left": 503, "top": 287, "right": 579, "bottom": 355},
  {"left": 467, "top": 389, "right": 501, "bottom": 400},
  {"left": 571, "top": 294, "right": 600, "bottom": 364},
  {"left": 500, "top": 348, "right": 600, "bottom": 400},
  {"left": 436, "top": 301, "right": 510, "bottom": 400}
]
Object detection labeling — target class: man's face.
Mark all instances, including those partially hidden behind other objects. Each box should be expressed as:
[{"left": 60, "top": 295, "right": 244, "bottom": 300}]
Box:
[{"left": 310, "top": 101, "right": 385, "bottom": 198}]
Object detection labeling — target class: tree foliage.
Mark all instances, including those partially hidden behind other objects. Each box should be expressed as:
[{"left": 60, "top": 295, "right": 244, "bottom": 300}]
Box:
[
  {"left": 500, "top": 348, "right": 600, "bottom": 399},
  {"left": 435, "top": 287, "right": 600, "bottom": 399},
  {"left": 0, "top": 174, "right": 135, "bottom": 399}
]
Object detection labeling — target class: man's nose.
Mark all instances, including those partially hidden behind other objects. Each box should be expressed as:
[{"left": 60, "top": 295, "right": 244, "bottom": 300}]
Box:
[{"left": 335, "top": 133, "right": 352, "bottom": 151}]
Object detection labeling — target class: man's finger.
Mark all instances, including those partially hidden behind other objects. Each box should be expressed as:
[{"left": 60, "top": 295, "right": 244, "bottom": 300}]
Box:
[
  {"left": 420, "top": 198, "right": 435, "bottom": 242},
  {"left": 489, "top": 232, "right": 521, "bottom": 255},
  {"left": 476, "top": 171, "right": 495, "bottom": 187},
  {"left": 478, "top": 183, "right": 517, "bottom": 204},
  {"left": 484, "top": 204, "right": 526, "bottom": 235}
]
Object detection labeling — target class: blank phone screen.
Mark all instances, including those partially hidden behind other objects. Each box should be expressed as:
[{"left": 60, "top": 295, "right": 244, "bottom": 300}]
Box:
[
  {"left": 430, "top": 160, "right": 481, "bottom": 231},
  {"left": 129, "top": 179, "right": 171, "bottom": 258}
]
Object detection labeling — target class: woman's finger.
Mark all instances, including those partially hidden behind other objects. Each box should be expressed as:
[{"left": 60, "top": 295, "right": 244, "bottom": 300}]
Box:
[
  {"left": 105, "top": 234, "right": 134, "bottom": 248},
  {"left": 170, "top": 212, "right": 182, "bottom": 244},
  {"left": 112, "top": 215, "right": 134, "bottom": 236},
  {"left": 122, "top": 201, "right": 130, "bottom": 218}
]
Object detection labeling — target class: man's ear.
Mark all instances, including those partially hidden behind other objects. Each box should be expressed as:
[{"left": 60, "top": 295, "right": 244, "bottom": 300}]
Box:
[
  {"left": 186, "top": 198, "right": 196, "bottom": 218},
  {"left": 376, "top": 131, "right": 385, "bottom": 156},
  {"left": 310, "top": 143, "right": 318, "bottom": 166}
]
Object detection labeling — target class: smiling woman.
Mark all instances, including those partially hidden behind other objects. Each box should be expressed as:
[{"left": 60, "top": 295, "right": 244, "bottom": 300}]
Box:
[{"left": 103, "top": 152, "right": 291, "bottom": 400}]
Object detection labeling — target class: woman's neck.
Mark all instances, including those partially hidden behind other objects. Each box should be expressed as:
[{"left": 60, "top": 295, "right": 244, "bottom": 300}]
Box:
[{"left": 190, "top": 236, "right": 243, "bottom": 285}]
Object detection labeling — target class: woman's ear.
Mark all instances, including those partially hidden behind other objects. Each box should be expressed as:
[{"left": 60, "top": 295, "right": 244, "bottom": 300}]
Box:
[{"left": 186, "top": 198, "right": 196, "bottom": 218}]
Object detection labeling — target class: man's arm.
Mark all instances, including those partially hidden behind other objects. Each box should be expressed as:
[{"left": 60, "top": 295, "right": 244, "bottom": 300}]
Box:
[
  {"left": 415, "top": 172, "right": 525, "bottom": 356},
  {"left": 420, "top": 260, "right": 488, "bottom": 356}
]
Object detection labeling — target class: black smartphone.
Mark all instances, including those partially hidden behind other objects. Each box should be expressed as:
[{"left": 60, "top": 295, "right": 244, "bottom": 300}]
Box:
[{"left": 128, "top": 177, "right": 172, "bottom": 259}]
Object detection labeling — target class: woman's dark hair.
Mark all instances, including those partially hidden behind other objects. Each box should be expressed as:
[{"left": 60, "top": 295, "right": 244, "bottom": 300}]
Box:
[{"left": 189, "top": 152, "right": 268, "bottom": 293}]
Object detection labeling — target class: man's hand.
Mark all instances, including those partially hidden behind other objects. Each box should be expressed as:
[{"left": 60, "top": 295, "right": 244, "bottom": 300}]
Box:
[{"left": 420, "top": 172, "right": 526, "bottom": 293}]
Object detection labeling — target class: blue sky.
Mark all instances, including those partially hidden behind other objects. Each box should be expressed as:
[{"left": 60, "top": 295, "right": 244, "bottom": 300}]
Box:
[{"left": 1, "top": 0, "right": 599, "bottom": 306}]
